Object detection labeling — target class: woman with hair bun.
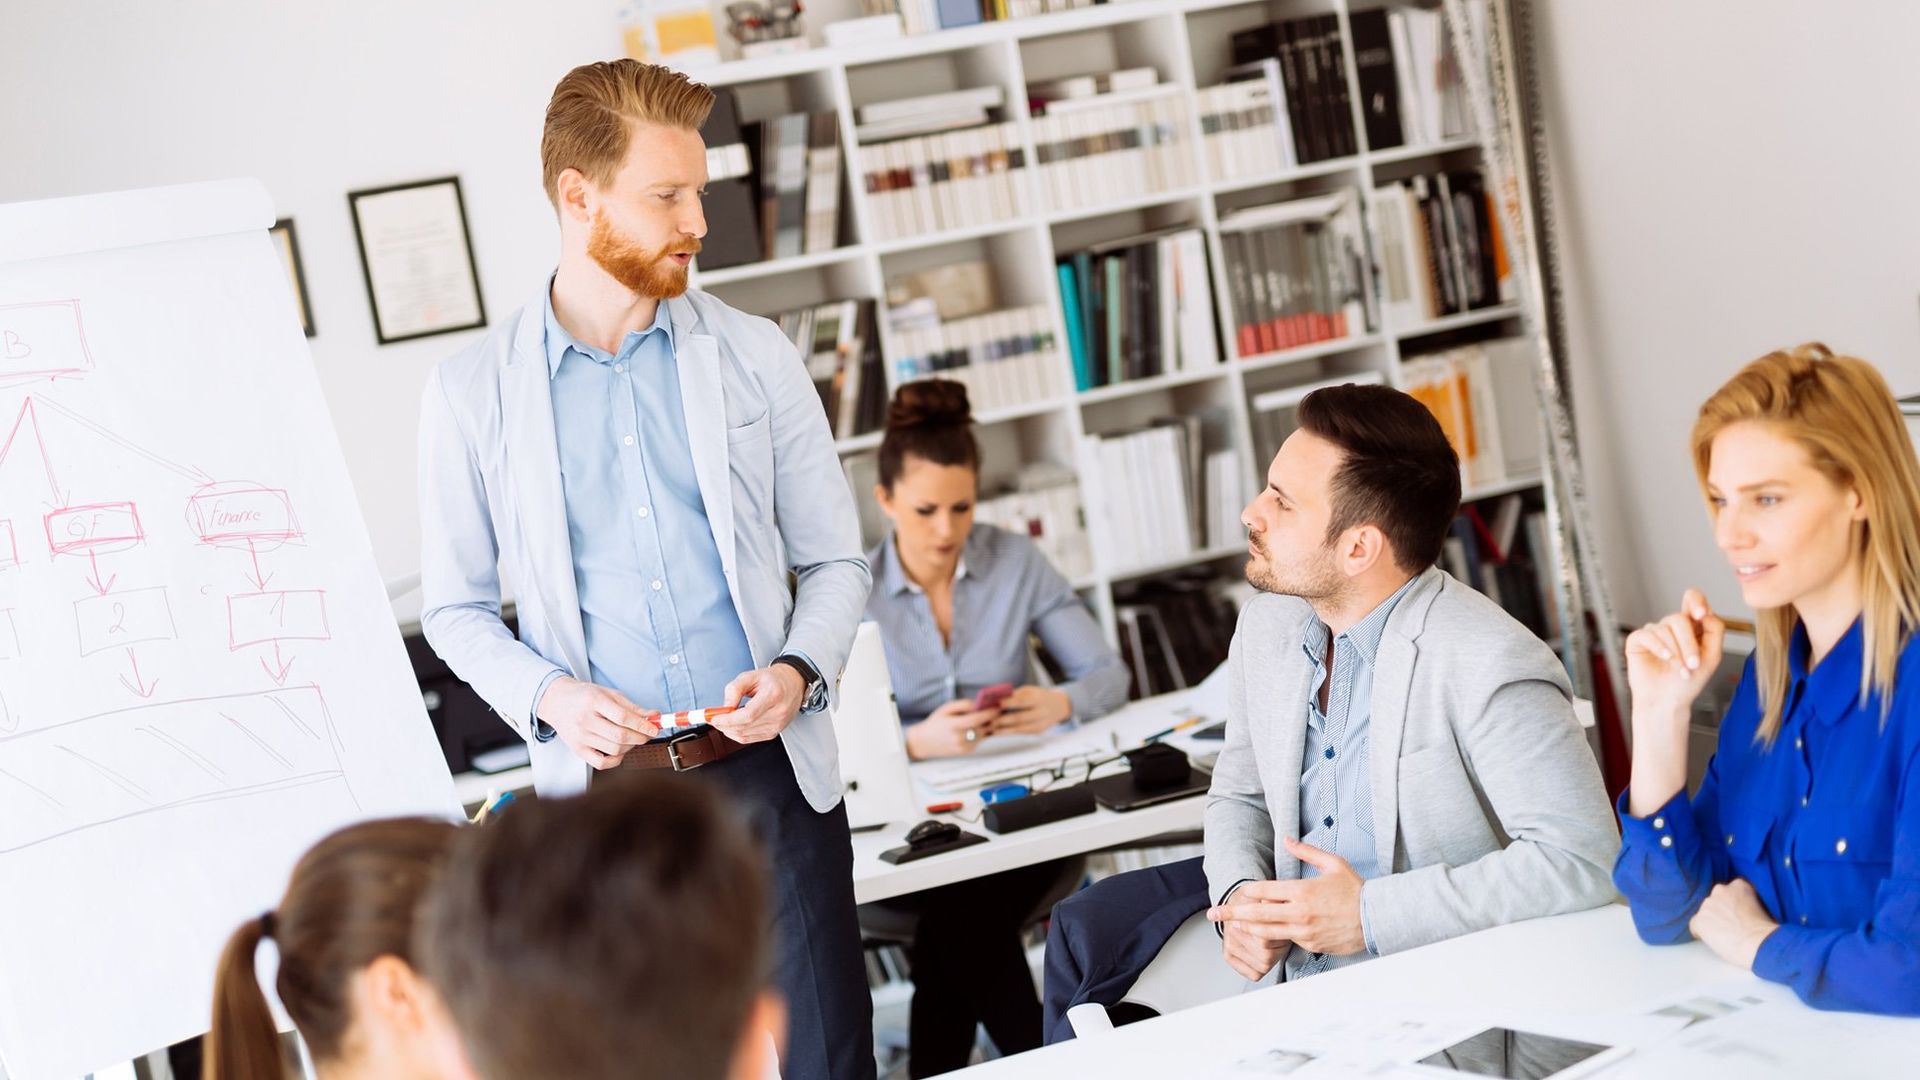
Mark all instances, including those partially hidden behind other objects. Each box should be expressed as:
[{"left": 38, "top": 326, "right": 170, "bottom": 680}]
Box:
[
  {"left": 864, "top": 378, "right": 1127, "bottom": 1075},
  {"left": 204, "top": 817, "right": 469, "bottom": 1079}
]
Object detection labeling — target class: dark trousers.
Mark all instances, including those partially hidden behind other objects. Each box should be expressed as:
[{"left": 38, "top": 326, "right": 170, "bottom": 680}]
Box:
[
  {"left": 888, "top": 861, "right": 1061, "bottom": 1077},
  {"left": 602, "top": 740, "right": 876, "bottom": 1080}
]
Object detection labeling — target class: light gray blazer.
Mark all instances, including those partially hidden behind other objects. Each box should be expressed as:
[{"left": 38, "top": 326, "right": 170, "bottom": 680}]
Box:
[
  {"left": 417, "top": 287, "right": 870, "bottom": 811},
  {"left": 1204, "top": 567, "right": 1619, "bottom": 956}
]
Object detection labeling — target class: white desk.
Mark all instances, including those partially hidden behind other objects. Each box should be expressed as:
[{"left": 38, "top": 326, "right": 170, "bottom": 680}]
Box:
[
  {"left": 852, "top": 692, "right": 1214, "bottom": 905},
  {"left": 955, "top": 905, "right": 1919, "bottom": 1077}
]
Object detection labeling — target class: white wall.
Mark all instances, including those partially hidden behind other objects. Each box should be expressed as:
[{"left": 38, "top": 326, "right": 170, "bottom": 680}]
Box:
[
  {"left": 1532, "top": 0, "right": 1920, "bottom": 626},
  {"left": 2, "top": 0, "right": 631, "bottom": 621}
]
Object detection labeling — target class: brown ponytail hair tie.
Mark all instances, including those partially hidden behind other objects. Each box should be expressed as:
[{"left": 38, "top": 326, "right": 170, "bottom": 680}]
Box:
[{"left": 258, "top": 911, "right": 276, "bottom": 939}]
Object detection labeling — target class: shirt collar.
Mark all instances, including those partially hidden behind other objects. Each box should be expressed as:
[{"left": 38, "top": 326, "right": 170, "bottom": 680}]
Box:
[
  {"left": 542, "top": 277, "right": 673, "bottom": 380},
  {"left": 1790, "top": 616, "right": 1868, "bottom": 726},
  {"left": 879, "top": 526, "right": 986, "bottom": 597},
  {"left": 1301, "top": 574, "right": 1419, "bottom": 667}
]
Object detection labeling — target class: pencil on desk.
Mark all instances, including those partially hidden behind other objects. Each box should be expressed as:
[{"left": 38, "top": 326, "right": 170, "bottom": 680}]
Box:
[{"left": 1142, "top": 716, "right": 1206, "bottom": 743}]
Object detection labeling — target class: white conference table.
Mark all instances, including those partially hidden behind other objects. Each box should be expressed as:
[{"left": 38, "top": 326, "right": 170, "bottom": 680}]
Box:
[
  {"left": 953, "top": 904, "right": 1920, "bottom": 1078},
  {"left": 451, "top": 691, "right": 1220, "bottom": 907}
]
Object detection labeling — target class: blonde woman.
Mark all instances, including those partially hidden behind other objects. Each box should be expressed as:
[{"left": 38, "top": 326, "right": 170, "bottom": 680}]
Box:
[{"left": 1616, "top": 344, "right": 1920, "bottom": 1015}]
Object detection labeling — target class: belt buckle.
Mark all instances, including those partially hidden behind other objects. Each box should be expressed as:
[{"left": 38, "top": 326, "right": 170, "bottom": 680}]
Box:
[{"left": 664, "top": 727, "right": 707, "bottom": 772}]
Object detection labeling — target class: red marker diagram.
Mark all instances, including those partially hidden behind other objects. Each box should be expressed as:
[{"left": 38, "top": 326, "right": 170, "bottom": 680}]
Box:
[
  {"left": 228, "top": 589, "right": 330, "bottom": 686},
  {"left": 0, "top": 299, "right": 95, "bottom": 388}
]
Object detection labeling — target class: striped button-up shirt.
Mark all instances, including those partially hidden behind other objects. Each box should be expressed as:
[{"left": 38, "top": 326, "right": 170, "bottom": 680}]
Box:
[{"left": 864, "top": 524, "right": 1128, "bottom": 727}]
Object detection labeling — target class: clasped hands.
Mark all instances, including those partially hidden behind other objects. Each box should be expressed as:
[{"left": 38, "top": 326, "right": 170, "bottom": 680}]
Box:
[
  {"left": 536, "top": 663, "right": 807, "bottom": 770},
  {"left": 1208, "top": 837, "right": 1367, "bottom": 980}
]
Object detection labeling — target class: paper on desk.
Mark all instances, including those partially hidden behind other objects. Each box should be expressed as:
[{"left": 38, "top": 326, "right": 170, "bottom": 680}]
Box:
[{"left": 913, "top": 729, "right": 1113, "bottom": 792}]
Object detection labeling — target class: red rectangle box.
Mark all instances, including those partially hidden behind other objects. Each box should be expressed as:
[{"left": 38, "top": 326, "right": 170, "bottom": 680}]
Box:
[
  {"left": 44, "top": 503, "right": 143, "bottom": 555},
  {"left": 187, "top": 488, "right": 299, "bottom": 544},
  {"left": 0, "top": 300, "right": 95, "bottom": 385},
  {"left": 227, "top": 590, "right": 330, "bottom": 649}
]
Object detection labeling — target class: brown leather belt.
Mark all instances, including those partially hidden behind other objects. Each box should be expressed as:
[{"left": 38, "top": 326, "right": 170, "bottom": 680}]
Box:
[{"left": 610, "top": 726, "right": 747, "bottom": 773}]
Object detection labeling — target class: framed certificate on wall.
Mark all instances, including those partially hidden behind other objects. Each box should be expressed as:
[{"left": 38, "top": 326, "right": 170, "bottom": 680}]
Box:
[{"left": 347, "top": 176, "right": 487, "bottom": 344}]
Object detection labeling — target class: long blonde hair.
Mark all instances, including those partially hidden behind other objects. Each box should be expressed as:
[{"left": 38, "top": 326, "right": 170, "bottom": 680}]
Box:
[{"left": 1690, "top": 343, "right": 1920, "bottom": 743}]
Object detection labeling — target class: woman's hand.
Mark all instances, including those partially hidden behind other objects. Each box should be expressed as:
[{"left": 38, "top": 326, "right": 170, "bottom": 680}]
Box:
[
  {"left": 905, "top": 699, "right": 1003, "bottom": 760},
  {"left": 990, "top": 686, "right": 1073, "bottom": 736},
  {"left": 1689, "top": 879, "right": 1778, "bottom": 971},
  {"left": 1625, "top": 588, "right": 1723, "bottom": 814}
]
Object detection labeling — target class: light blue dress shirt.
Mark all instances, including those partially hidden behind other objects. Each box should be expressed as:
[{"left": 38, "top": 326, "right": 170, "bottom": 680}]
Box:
[
  {"left": 1288, "top": 574, "right": 1416, "bottom": 978},
  {"left": 864, "top": 524, "right": 1129, "bottom": 727},
  {"left": 532, "top": 291, "right": 755, "bottom": 725}
]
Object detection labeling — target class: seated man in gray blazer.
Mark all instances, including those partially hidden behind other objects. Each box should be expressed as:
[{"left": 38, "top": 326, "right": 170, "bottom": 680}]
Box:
[{"left": 1205, "top": 383, "right": 1618, "bottom": 982}]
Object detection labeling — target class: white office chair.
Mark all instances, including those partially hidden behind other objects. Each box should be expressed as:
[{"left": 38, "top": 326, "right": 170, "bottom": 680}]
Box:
[{"left": 1063, "top": 909, "right": 1254, "bottom": 1039}]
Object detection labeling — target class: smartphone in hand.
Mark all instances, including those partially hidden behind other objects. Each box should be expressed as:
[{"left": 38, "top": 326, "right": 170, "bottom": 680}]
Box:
[{"left": 974, "top": 683, "right": 1014, "bottom": 711}]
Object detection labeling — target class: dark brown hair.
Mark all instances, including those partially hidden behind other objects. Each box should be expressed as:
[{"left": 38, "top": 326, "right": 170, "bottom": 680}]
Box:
[
  {"left": 1296, "top": 382, "right": 1462, "bottom": 571},
  {"left": 419, "top": 775, "right": 770, "bottom": 1080},
  {"left": 204, "top": 817, "right": 459, "bottom": 1080},
  {"left": 542, "top": 60, "right": 716, "bottom": 206},
  {"left": 878, "top": 378, "right": 979, "bottom": 491}
]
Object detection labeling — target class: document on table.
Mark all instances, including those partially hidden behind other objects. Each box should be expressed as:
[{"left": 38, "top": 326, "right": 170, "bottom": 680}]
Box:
[{"left": 913, "top": 728, "right": 1115, "bottom": 792}]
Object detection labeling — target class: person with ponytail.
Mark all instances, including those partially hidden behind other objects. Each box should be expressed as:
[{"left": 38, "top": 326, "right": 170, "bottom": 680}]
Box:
[
  {"left": 863, "top": 379, "right": 1127, "bottom": 1075},
  {"left": 1616, "top": 344, "right": 1920, "bottom": 1015},
  {"left": 205, "top": 817, "right": 469, "bottom": 1079}
]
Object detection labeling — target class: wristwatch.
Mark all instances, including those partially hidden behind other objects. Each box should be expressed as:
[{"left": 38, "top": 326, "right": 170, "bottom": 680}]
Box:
[{"left": 772, "top": 653, "right": 828, "bottom": 713}]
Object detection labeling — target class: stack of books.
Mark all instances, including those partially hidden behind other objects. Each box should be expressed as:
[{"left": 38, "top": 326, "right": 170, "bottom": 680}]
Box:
[
  {"left": 856, "top": 128, "right": 1028, "bottom": 241},
  {"left": 1216, "top": 189, "right": 1371, "bottom": 359},
  {"left": 1028, "top": 69, "right": 1199, "bottom": 212},
  {"left": 886, "top": 304, "right": 1066, "bottom": 413},
  {"left": 1196, "top": 77, "right": 1289, "bottom": 184},
  {"left": 774, "top": 299, "right": 886, "bottom": 440},
  {"left": 973, "top": 468, "right": 1095, "bottom": 583},
  {"left": 694, "top": 91, "right": 845, "bottom": 270},
  {"left": 1443, "top": 494, "right": 1558, "bottom": 643},
  {"left": 1402, "top": 337, "right": 1541, "bottom": 492},
  {"left": 1055, "top": 227, "right": 1219, "bottom": 392},
  {"left": 1372, "top": 169, "right": 1513, "bottom": 327},
  {"left": 1223, "top": 15, "right": 1359, "bottom": 165},
  {"left": 1079, "top": 409, "right": 1236, "bottom": 575},
  {"left": 1347, "top": 5, "right": 1472, "bottom": 152}
]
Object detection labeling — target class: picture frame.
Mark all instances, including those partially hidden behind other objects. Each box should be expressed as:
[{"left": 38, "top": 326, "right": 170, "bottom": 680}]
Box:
[
  {"left": 346, "top": 176, "right": 487, "bottom": 345},
  {"left": 268, "top": 217, "right": 316, "bottom": 337}
]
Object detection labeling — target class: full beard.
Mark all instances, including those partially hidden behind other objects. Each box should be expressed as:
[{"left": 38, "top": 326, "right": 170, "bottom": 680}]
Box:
[
  {"left": 1246, "top": 533, "right": 1346, "bottom": 604},
  {"left": 588, "top": 211, "right": 699, "bottom": 299}
]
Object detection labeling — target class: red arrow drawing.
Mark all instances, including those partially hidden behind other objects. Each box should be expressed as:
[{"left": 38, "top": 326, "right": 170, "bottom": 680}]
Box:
[
  {"left": 260, "top": 640, "right": 296, "bottom": 686},
  {"left": 243, "top": 538, "right": 275, "bottom": 590},
  {"left": 0, "top": 398, "right": 72, "bottom": 508},
  {"left": 85, "top": 548, "right": 116, "bottom": 596},
  {"left": 119, "top": 647, "right": 158, "bottom": 698}
]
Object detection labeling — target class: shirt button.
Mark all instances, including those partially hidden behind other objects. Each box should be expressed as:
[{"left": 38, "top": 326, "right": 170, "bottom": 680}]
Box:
[
  {"left": 1835, "top": 838, "right": 1848, "bottom": 855},
  {"left": 1324, "top": 747, "right": 1335, "bottom": 760},
  {"left": 637, "top": 507, "right": 650, "bottom": 518},
  {"left": 623, "top": 435, "right": 635, "bottom": 446},
  {"left": 1323, "top": 815, "right": 1334, "bottom": 828},
  {"left": 1801, "top": 796, "right": 1809, "bottom": 807},
  {"left": 1794, "top": 736, "right": 1804, "bottom": 751},
  {"left": 669, "top": 654, "right": 682, "bottom": 665},
  {"left": 1784, "top": 856, "right": 1792, "bottom": 867},
  {"left": 1725, "top": 834, "right": 1735, "bottom": 847},
  {"left": 1653, "top": 817, "right": 1666, "bottom": 829},
  {"left": 651, "top": 579, "right": 663, "bottom": 591},
  {"left": 614, "top": 363, "right": 626, "bottom": 373},
  {"left": 1659, "top": 836, "right": 1673, "bottom": 849},
  {"left": 1800, "top": 915, "right": 1809, "bottom": 925}
]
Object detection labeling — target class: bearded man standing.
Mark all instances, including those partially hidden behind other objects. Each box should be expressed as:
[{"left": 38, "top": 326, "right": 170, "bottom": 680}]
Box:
[{"left": 417, "top": 60, "right": 874, "bottom": 1080}]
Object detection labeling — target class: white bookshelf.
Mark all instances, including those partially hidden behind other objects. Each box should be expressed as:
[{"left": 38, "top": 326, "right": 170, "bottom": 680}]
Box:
[{"left": 687, "top": 0, "right": 1539, "bottom": 640}]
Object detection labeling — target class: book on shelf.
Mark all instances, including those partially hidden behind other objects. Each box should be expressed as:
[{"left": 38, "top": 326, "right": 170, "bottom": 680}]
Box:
[
  {"left": 870, "top": 0, "right": 1100, "bottom": 36},
  {"left": 1372, "top": 168, "right": 1513, "bottom": 326},
  {"left": 1113, "top": 573, "right": 1242, "bottom": 699},
  {"left": 1078, "top": 407, "right": 1237, "bottom": 575},
  {"left": 1196, "top": 71, "right": 1290, "bottom": 184},
  {"left": 1229, "top": 14, "right": 1357, "bottom": 165},
  {"left": 1030, "top": 79, "right": 1198, "bottom": 213},
  {"left": 1055, "top": 226, "right": 1218, "bottom": 392},
  {"left": 972, "top": 466, "right": 1095, "bottom": 583},
  {"left": 694, "top": 88, "right": 762, "bottom": 270},
  {"left": 1247, "top": 369, "right": 1386, "bottom": 480},
  {"left": 1402, "top": 336, "right": 1542, "bottom": 492},
  {"left": 854, "top": 85, "right": 1004, "bottom": 141},
  {"left": 1440, "top": 494, "right": 1558, "bottom": 643},
  {"left": 772, "top": 298, "right": 885, "bottom": 440},
  {"left": 697, "top": 94, "right": 845, "bottom": 271},
  {"left": 857, "top": 121, "right": 1027, "bottom": 240},
  {"left": 1216, "top": 188, "right": 1372, "bottom": 358},
  {"left": 1347, "top": 4, "right": 1473, "bottom": 150},
  {"left": 886, "top": 304, "right": 1066, "bottom": 414}
]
